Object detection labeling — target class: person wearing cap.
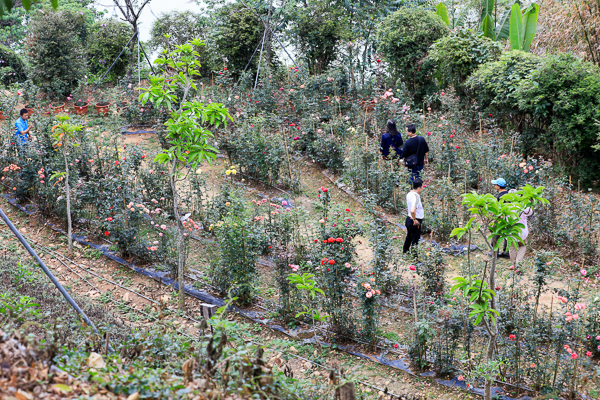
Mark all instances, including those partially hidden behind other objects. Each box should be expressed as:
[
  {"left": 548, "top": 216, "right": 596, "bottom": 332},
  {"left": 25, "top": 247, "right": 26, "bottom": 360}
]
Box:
[
  {"left": 508, "top": 189, "right": 533, "bottom": 264},
  {"left": 491, "top": 178, "right": 509, "bottom": 258},
  {"left": 492, "top": 178, "right": 508, "bottom": 200}
]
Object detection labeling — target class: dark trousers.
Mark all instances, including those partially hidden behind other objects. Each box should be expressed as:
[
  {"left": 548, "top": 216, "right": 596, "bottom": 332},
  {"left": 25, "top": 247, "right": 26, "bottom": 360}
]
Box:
[
  {"left": 403, "top": 217, "right": 423, "bottom": 254},
  {"left": 408, "top": 165, "right": 424, "bottom": 183}
]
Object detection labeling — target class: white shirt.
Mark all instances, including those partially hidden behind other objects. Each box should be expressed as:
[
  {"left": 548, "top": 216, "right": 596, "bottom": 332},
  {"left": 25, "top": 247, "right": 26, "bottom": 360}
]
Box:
[{"left": 406, "top": 191, "right": 424, "bottom": 219}]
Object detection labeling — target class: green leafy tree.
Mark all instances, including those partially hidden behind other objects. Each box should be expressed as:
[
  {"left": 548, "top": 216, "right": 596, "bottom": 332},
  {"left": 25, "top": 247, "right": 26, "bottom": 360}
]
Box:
[
  {"left": 214, "top": 4, "right": 264, "bottom": 76},
  {"left": 289, "top": 0, "right": 348, "bottom": 74},
  {"left": 87, "top": 19, "right": 132, "bottom": 82},
  {"left": 451, "top": 184, "right": 547, "bottom": 400},
  {"left": 140, "top": 39, "right": 231, "bottom": 309},
  {"left": 26, "top": 7, "right": 87, "bottom": 96},
  {"left": 149, "top": 11, "right": 218, "bottom": 77},
  {"left": 428, "top": 28, "right": 501, "bottom": 98},
  {"left": 50, "top": 114, "right": 83, "bottom": 254},
  {"left": 377, "top": 6, "right": 449, "bottom": 101}
]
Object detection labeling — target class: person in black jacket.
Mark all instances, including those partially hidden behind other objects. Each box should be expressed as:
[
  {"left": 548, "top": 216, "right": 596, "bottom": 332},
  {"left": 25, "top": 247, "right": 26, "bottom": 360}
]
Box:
[
  {"left": 380, "top": 120, "right": 403, "bottom": 160},
  {"left": 402, "top": 124, "right": 429, "bottom": 180}
]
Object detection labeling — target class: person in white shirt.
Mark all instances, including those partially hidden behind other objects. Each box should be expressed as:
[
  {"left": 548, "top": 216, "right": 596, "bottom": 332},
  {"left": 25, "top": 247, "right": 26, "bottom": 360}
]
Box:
[{"left": 404, "top": 180, "right": 424, "bottom": 254}]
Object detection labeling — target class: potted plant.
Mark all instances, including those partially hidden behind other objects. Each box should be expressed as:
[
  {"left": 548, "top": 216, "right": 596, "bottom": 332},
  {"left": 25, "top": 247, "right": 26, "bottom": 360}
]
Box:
[
  {"left": 117, "top": 100, "right": 128, "bottom": 113},
  {"left": 51, "top": 100, "right": 66, "bottom": 114},
  {"left": 72, "top": 98, "right": 88, "bottom": 115},
  {"left": 95, "top": 99, "right": 110, "bottom": 115}
]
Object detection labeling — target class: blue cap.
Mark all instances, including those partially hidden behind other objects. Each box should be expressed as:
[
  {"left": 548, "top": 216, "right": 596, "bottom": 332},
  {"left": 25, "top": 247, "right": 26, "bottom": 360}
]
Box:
[{"left": 491, "top": 178, "right": 506, "bottom": 187}]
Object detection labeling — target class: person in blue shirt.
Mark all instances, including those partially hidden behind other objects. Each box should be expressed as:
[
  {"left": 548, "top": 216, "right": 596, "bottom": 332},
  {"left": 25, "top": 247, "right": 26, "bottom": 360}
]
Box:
[
  {"left": 15, "top": 108, "right": 31, "bottom": 146},
  {"left": 380, "top": 119, "right": 403, "bottom": 160}
]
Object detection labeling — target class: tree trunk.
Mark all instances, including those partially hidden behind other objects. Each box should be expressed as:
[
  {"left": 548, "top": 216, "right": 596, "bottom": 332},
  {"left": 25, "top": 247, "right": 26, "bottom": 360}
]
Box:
[
  {"left": 127, "top": 22, "right": 138, "bottom": 82},
  {"left": 170, "top": 159, "right": 186, "bottom": 310},
  {"left": 489, "top": 250, "right": 497, "bottom": 310},
  {"left": 484, "top": 332, "right": 497, "bottom": 400},
  {"left": 264, "top": 0, "right": 273, "bottom": 67},
  {"left": 63, "top": 149, "right": 73, "bottom": 254}
]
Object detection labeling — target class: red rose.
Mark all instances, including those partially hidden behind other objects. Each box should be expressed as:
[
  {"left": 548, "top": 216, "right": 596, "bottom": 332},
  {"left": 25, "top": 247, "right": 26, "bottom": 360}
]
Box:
[
  {"left": 328, "top": 237, "right": 335, "bottom": 243},
  {"left": 336, "top": 238, "right": 343, "bottom": 243},
  {"left": 323, "top": 240, "right": 327, "bottom": 243},
  {"left": 345, "top": 208, "right": 350, "bottom": 212},
  {"left": 328, "top": 260, "right": 335, "bottom": 265},
  {"left": 104, "top": 231, "right": 109, "bottom": 236},
  {"left": 314, "top": 239, "right": 318, "bottom": 243}
]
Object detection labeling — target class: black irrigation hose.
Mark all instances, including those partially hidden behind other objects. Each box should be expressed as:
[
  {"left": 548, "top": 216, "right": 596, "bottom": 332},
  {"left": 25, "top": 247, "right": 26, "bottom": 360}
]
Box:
[
  {"left": 0, "top": 226, "right": 404, "bottom": 399},
  {"left": 0, "top": 197, "right": 572, "bottom": 400},
  {"left": 0, "top": 207, "right": 103, "bottom": 338},
  {"left": 248, "top": 340, "right": 405, "bottom": 399},
  {"left": 181, "top": 270, "right": 411, "bottom": 359}
]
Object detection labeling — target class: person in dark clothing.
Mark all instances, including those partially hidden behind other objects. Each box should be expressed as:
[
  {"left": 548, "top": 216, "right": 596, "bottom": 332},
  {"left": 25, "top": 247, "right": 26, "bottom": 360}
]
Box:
[
  {"left": 403, "top": 179, "right": 424, "bottom": 255},
  {"left": 380, "top": 119, "right": 403, "bottom": 160},
  {"left": 491, "top": 177, "right": 510, "bottom": 258},
  {"left": 402, "top": 124, "right": 429, "bottom": 180}
]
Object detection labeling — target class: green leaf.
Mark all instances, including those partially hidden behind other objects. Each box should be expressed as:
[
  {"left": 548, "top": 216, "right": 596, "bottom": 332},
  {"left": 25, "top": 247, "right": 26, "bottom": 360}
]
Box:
[
  {"left": 21, "top": 0, "right": 31, "bottom": 11},
  {"left": 496, "top": 5, "right": 512, "bottom": 40},
  {"left": 482, "top": 14, "right": 496, "bottom": 40},
  {"left": 480, "top": 0, "right": 495, "bottom": 24},
  {"left": 51, "top": 0, "right": 58, "bottom": 9},
  {"left": 53, "top": 384, "right": 72, "bottom": 393},
  {"left": 509, "top": 3, "right": 523, "bottom": 50},
  {"left": 436, "top": 3, "right": 450, "bottom": 26},
  {"left": 521, "top": 3, "right": 539, "bottom": 52}
]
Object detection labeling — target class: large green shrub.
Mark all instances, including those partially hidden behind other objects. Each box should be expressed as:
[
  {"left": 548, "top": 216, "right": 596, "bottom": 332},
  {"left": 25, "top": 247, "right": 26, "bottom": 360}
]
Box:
[
  {"left": 0, "top": 44, "right": 26, "bottom": 86},
  {"left": 214, "top": 4, "right": 264, "bottom": 76},
  {"left": 515, "top": 54, "right": 600, "bottom": 186},
  {"left": 87, "top": 19, "right": 132, "bottom": 82},
  {"left": 428, "top": 28, "right": 502, "bottom": 98},
  {"left": 467, "top": 50, "right": 542, "bottom": 118},
  {"left": 290, "top": 0, "right": 347, "bottom": 74},
  {"left": 469, "top": 51, "right": 600, "bottom": 186},
  {"left": 26, "top": 8, "right": 88, "bottom": 97},
  {"left": 149, "top": 11, "right": 219, "bottom": 77},
  {"left": 377, "top": 7, "right": 449, "bottom": 102}
]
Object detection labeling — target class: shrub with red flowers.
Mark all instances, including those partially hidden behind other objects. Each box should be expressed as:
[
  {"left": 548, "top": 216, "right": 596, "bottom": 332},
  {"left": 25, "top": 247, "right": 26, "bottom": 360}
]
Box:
[{"left": 311, "top": 193, "right": 362, "bottom": 341}]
